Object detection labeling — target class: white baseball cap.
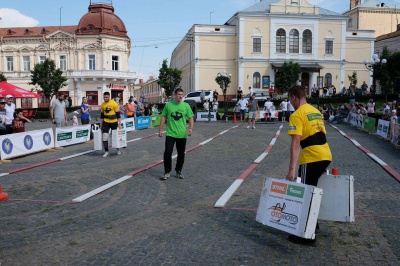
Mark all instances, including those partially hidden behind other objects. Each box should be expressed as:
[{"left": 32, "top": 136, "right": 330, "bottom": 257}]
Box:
[{"left": 5, "top": 95, "right": 13, "bottom": 99}]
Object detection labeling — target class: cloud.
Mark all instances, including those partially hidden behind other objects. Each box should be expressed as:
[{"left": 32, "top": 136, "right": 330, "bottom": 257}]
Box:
[{"left": 0, "top": 8, "right": 39, "bottom": 27}]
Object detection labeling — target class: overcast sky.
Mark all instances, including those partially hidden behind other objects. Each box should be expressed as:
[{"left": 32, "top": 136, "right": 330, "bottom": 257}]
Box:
[{"left": 1, "top": 0, "right": 399, "bottom": 80}]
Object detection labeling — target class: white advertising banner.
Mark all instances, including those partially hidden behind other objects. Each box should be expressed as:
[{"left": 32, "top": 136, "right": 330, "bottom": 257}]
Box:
[
  {"left": 349, "top": 113, "right": 363, "bottom": 127},
  {"left": 256, "top": 178, "right": 322, "bottom": 239},
  {"left": 391, "top": 121, "right": 399, "bottom": 145},
  {"left": 55, "top": 125, "right": 91, "bottom": 147},
  {"left": 376, "top": 119, "right": 390, "bottom": 139},
  {"left": 122, "top": 117, "right": 135, "bottom": 132},
  {"left": 0, "top": 128, "right": 54, "bottom": 160},
  {"left": 259, "top": 110, "right": 280, "bottom": 119},
  {"left": 196, "top": 112, "right": 217, "bottom": 122}
]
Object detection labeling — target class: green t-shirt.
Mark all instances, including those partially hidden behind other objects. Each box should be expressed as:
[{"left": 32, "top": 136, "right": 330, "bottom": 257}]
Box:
[{"left": 162, "top": 100, "right": 194, "bottom": 138}]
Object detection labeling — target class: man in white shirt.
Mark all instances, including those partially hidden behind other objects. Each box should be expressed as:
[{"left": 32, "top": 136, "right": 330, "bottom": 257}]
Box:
[
  {"left": 280, "top": 98, "right": 288, "bottom": 122},
  {"left": 248, "top": 86, "right": 254, "bottom": 97},
  {"left": 237, "top": 94, "right": 248, "bottom": 122},
  {"left": 263, "top": 98, "right": 274, "bottom": 122},
  {"left": 5, "top": 95, "right": 15, "bottom": 134}
]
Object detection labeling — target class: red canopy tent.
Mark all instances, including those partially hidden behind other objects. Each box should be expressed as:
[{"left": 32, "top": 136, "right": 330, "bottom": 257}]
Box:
[{"left": 0, "top": 81, "right": 40, "bottom": 98}]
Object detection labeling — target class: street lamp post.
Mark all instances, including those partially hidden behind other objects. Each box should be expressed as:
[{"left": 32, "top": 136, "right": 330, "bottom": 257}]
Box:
[
  {"left": 215, "top": 71, "right": 232, "bottom": 121},
  {"left": 363, "top": 53, "right": 386, "bottom": 96}
]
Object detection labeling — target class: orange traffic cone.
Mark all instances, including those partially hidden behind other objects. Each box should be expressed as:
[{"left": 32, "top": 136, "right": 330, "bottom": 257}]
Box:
[
  {"left": 0, "top": 184, "right": 9, "bottom": 201},
  {"left": 233, "top": 112, "right": 237, "bottom": 123}
]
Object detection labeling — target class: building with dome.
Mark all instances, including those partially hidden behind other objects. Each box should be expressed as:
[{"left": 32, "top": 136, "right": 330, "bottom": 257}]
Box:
[
  {"left": 0, "top": 1, "right": 136, "bottom": 108},
  {"left": 170, "top": 0, "right": 375, "bottom": 99}
]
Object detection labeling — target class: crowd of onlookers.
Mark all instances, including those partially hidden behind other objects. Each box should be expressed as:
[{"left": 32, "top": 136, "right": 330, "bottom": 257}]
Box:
[
  {"left": 0, "top": 95, "right": 32, "bottom": 135},
  {"left": 326, "top": 93, "right": 400, "bottom": 124},
  {"left": 114, "top": 95, "right": 158, "bottom": 120},
  {"left": 310, "top": 81, "right": 378, "bottom": 98}
]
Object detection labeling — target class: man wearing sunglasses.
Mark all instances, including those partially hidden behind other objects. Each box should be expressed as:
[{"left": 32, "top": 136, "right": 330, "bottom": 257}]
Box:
[{"left": 5, "top": 95, "right": 15, "bottom": 134}]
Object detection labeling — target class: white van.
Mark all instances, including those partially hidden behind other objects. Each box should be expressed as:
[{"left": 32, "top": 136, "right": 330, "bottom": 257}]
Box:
[{"left": 183, "top": 90, "right": 214, "bottom": 103}]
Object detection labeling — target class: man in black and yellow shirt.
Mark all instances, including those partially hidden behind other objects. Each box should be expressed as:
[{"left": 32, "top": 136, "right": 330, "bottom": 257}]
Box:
[
  {"left": 100, "top": 91, "right": 121, "bottom": 157},
  {"left": 286, "top": 86, "right": 332, "bottom": 246}
]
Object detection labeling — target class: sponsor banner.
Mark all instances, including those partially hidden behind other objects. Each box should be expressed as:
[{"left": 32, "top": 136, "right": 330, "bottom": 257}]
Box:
[
  {"left": 363, "top": 116, "right": 376, "bottom": 132},
  {"left": 376, "top": 119, "right": 390, "bottom": 139},
  {"left": 136, "top": 116, "right": 151, "bottom": 130},
  {"left": 122, "top": 117, "right": 135, "bottom": 132},
  {"left": 256, "top": 178, "right": 322, "bottom": 239},
  {"left": 349, "top": 113, "right": 363, "bottom": 127},
  {"left": 55, "top": 125, "right": 91, "bottom": 147},
  {"left": 196, "top": 112, "right": 217, "bottom": 122},
  {"left": 151, "top": 114, "right": 162, "bottom": 127},
  {"left": 0, "top": 128, "right": 54, "bottom": 160}
]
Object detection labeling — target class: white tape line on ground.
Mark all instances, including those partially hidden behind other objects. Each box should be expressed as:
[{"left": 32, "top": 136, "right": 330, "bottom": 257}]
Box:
[
  {"left": 0, "top": 173, "right": 9, "bottom": 177},
  {"left": 60, "top": 150, "right": 95, "bottom": 160},
  {"left": 220, "top": 130, "right": 229, "bottom": 135},
  {"left": 368, "top": 153, "right": 388, "bottom": 166},
  {"left": 199, "top": 138, "right": 213, "bottom": 145},
  {"left": 214, "top": 179, "right": 244, "bottom": 208},
  {"left": 350, "top": 139, "right": 361, "bottom": 146},
  {"left": 254, "top": 153, "right": 268, "bottom": 164},
  {"left": 72, "top": 175, "right": 132, "bottom": 202}
]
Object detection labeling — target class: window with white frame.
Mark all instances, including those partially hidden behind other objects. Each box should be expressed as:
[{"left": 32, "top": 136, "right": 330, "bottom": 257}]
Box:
[
  {"left": 23, "top": 56, "right": 31, "bottom": 71},
  {"left": 276, "top": 29, "right": 286, "bottom": 53},
  {"left": 302, "top": 30, "right": 312, "bottom": 54},
  {"left": 39, "top": 55, "right": 46, "bottom": 64},
  {"left": 289, "top": 29, "right": 299, "bottom": 53},
  {"left": 6, "top": 56, "right": 14, "bottom": 71},
  {"left": 253, "top": 72, "right": 261, "bottom": 89},
  {"left": 89, "top": 54, "right": 96, "bottom": 70},
  {"left": 59, "top": 55, "right": 67, "bottom": 71},
  {"left": 325, "top": 40, "right": 333, "bottom": 55},
  {"left": 253, "top": 38, "right": 261, "bottom": 53},
  {"left": 112, "top": 55, "right": 119, "bottom": 71}
]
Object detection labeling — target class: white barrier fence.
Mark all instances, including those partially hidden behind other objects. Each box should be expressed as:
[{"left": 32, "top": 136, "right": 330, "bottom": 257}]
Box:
[
  {"left": 55, "top": 125, "right": 91, "bottom": 147},
  {"left": 0, "top": 128, "right": 54, "bottom": 160}
]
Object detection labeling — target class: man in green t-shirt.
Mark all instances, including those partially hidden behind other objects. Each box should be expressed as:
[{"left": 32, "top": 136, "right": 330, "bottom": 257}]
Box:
[{"left": 159, "top": 88, "right": 194, "bottom": 180}]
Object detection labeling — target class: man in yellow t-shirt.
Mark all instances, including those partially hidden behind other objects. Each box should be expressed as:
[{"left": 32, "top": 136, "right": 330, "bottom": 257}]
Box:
[
  {"left": 100, "top": 91, "right": 121, "bottom": 157},
  {"left": 286, "top": 85, "right": 332, "bottom": 246}
]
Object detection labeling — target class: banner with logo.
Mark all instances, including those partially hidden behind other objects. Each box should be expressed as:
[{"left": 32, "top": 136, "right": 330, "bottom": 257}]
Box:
[
  {"left": 151, "top": 114, "right": 162, "bottom": 127},
  {"left": 363, "top": 116, "right": 376, "bottom": 132},
  {"left": 196, "top": 112, "right": 217, "bottom": 122},
  {"left": 376, "top": 119, "right": 390, "bottom": 139},
  {"left": 136, "top": 116, "right": 151, "bottom": 130},
  {"left": 390, "top": 121, "right": 399, "bottom": 146},
  {"left": 55, "top": 125, "right": 91, "bottom": 147},
  {"left": 0, "top": 128, "right": 54, "bottom": 160},
  {"left": 256, "top": 178, "right": 322, "bottom": 239},
  {"left": 122, "top": 117, "right": 135, "bottom": 132}
]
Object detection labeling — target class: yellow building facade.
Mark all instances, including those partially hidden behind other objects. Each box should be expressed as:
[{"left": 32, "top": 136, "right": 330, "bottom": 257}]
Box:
[{"left": 171, "top": 0, "right": 375, "bottom": 99}]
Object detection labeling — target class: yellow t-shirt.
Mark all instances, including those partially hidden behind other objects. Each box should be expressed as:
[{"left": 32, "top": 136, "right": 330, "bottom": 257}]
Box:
[
  {"left": 101, "top": 100, "right": 119, "bottom": 123},
  {"left": 288, "top": 103, "right": 332, "bottom": 164}
]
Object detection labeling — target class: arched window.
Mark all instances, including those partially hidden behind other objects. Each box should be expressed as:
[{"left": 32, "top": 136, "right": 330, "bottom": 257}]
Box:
[
  {"left": 302, "top": 30, "right": 312, "bottom": 54},
  {"left": 253, "top": 72, "right": 261, "bottom": 89},
  {"left": 325, "top": 73, "right": 332, "bottom": 87},
  {"left": 276, "top": 29, "right": 286, "bottom": 53},
  {"left": 289, "top": 29, "right": 299, "bottom": 53}
]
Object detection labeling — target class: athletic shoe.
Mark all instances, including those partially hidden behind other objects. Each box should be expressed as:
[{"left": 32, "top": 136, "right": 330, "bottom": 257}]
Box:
[
  {"left": 252, "top": 126, "right": 255, "bottom": 129},
  {"left": 161, "top": 173, "right": 170, "bottom": 180},
  {"left": 288, "top": 234, "right": 317, "bottom": 247},
  {"left": 176, "top": 171, "right": 184, "bottom": 179},
  {"left": 102, "top": 151, "right": 110, "bottom": 157},
  {"left": 246, "top": 126, "right": 250, "bottom": 129},
  {"left": 117, "top": 149, "right": 121, "bottom": 155}
]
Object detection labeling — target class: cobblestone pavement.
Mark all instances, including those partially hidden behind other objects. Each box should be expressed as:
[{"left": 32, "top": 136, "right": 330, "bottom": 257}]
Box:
[{"left": 0, "top": 119, "right": 399, "bottom": 265}]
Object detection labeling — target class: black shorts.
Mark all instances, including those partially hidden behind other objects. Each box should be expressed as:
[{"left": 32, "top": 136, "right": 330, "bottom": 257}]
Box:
[
  {"left": 298, "top": 160, "right": 331, "bottom": 186},
  {"left": 102, "top": 121, "right": 118, "bottom": 133}
]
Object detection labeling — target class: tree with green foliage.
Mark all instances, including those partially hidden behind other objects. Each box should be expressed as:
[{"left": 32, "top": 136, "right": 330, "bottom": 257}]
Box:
[
  {"left": 376, "top": 47, "right": 395, "bottom": 95},
  {"left": 348, "top": 71, "right": 358, "bottom": 90},
  {"left": 157, "top": 59, "right": 182, "bottom": 98},
  {"left": 0, "top": 73, "right": 7, "bottom": 82},
  {"left": 28, "top": 59, "right": 67, "bottom": 100},
  {"left": 275, "top": 61, "right": 301, "bottom": 93}
]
